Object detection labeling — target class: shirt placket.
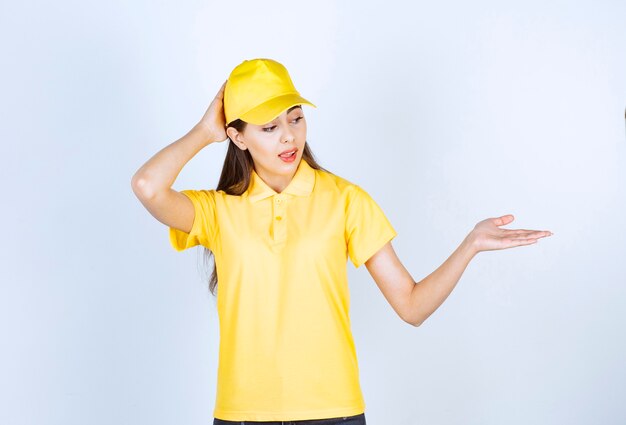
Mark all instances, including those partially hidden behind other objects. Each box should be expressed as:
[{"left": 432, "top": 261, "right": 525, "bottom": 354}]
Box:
[{"left": 272, "top": 194, "right": 287, "bottom": 245}]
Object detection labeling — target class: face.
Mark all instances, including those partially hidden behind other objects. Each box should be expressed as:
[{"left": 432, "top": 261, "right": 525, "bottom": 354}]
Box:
[{"left": 227, "top": 105, "right": 307, "bottom": 181}]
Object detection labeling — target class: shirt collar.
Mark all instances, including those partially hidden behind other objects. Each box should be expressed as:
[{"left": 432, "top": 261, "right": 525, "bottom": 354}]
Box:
[{"left": 246, "top": 159, "right": 316, "bottom": 203}]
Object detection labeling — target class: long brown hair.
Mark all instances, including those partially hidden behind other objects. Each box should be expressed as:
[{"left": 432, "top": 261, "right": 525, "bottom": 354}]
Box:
[{"left": 202, "top": 111, "right": 332, "bottom": 296}]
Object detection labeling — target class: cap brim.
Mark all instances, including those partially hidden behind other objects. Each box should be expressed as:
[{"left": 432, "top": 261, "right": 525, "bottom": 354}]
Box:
[{"left": 239, "top": 93, "right": 316, "bottom": 125}]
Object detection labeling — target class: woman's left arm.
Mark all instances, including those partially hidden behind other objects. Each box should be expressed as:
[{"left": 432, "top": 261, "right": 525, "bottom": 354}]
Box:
[{"left": 364, "top": 214, "right": 553, "bottom": 327}]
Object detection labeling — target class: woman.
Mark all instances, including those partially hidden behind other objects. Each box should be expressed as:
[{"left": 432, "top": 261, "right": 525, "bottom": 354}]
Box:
[{"left": 131, "top": 58, "right": 553, "bottom": 425}]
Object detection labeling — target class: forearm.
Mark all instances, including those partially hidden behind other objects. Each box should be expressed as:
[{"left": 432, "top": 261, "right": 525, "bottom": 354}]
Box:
[
  {"left": 407, "top": 233, "right": 478, "bottom": 326},
  {"left": 131, "top": 123, "right": 216, "bottom": 198}
]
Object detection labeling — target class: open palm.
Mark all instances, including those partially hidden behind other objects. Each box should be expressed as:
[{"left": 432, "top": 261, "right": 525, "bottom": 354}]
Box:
[{"left": 470, "top": 214, "right": 553, "bottom": 253}]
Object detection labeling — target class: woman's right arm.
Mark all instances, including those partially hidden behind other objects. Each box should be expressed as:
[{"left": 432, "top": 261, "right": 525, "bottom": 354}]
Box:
[{"left": 131, "top": 81, "right": 228, "bottom": 233}]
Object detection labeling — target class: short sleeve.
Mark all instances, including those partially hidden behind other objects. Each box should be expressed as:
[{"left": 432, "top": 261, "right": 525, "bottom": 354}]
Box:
[
  {"left": 168, "top": 189, "right": 217, "bottom": 252},
  {"left": 345, "top": 185, "right": 398, "bottom": 268}
]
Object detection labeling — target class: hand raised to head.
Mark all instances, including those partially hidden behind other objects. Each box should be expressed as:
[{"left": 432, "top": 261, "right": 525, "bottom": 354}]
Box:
[{"left": 197, "top": 80, "right": 228, "bottom": 144}]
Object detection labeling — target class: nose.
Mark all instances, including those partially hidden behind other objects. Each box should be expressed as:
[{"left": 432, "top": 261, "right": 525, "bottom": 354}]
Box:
[{"left": 281, "top": 126, "right": 295, "bottom": 143}]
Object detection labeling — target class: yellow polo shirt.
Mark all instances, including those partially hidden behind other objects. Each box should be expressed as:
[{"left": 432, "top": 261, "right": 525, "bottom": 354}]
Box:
[{"left": 169, "top": 158, "right": 397, "bottom": 422}]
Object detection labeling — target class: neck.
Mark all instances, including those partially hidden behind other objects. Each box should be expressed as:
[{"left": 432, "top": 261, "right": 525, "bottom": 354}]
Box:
[{"left": 254, "top": 162, "right": 299, "bottom": 193}]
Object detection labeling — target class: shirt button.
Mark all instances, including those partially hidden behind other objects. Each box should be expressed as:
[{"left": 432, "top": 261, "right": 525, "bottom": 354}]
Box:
[{"left": 275, "top": 216, "right": 282, "bottom": 220}]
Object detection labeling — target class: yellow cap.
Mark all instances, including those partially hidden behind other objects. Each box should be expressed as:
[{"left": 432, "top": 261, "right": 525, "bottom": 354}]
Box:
[{"left": 224, "top": 58, "right": 316, "bottom": 126}]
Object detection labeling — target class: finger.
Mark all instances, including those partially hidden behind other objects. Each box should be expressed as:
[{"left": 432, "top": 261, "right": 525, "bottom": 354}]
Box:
[
  {"left": 527, "top": 231, "right": 552, "bottom": 238},
  {"left": 507, "top": 237, "right": 539, "bottom": 246},
  {"left": 505, "top": 228, "right": 536, "bottom": 233},
  {"left": 504, "top": 230, "right": 552, "bottom": 237}
]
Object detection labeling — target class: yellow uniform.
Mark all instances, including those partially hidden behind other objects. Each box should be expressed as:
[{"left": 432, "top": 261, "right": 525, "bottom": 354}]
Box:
[{"left": 169, "top": 159, "right": 397, "bottom": 422}]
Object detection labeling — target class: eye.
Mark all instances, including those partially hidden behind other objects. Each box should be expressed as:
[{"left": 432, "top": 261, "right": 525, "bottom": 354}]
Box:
[{"left": 262, "top": 116, "right": 303, "bottom": 132}]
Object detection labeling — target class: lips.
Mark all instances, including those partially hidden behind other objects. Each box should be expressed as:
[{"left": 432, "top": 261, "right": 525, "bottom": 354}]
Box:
[{"left": 278, "top": 148, "right": 297, "bottom": 157}]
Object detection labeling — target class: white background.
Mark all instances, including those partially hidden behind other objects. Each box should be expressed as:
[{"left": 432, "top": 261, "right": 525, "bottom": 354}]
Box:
[{"left": 1, "top": 0, "right": 625, "bottom": 424}]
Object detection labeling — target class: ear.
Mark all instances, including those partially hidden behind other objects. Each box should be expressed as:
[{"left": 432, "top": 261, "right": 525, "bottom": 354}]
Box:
[{"left": 226, "top": 127, "right": 248, "bottom": 151}]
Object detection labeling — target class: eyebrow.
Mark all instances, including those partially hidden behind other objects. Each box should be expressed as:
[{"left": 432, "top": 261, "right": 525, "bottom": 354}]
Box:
[{"left": 287, "top": 105, "right": 302, "bottom": 113}]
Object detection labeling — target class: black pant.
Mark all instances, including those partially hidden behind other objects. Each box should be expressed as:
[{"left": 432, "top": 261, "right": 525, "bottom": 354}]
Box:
[{"left": 213, "top": 412, "right": 366, "bottom": 425}]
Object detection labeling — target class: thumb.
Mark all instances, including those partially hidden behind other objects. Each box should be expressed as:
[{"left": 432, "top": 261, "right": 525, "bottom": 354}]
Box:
[{"left": 494, "top": 214, "right": 514, "bottom": 226}]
